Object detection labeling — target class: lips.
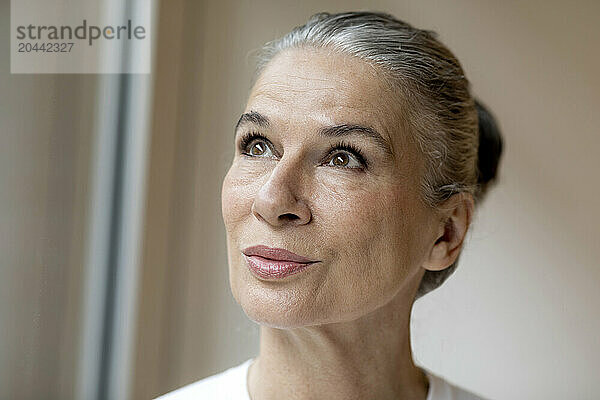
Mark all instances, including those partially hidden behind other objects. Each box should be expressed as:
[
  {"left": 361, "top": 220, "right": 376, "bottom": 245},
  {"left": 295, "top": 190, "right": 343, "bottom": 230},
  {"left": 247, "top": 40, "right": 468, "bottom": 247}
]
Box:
[
  {"left": 242, "top": 245, "right": 317, "bottom": 263},
  {"left": 242, "top": 245, "right": 319, "bottom": 279}
]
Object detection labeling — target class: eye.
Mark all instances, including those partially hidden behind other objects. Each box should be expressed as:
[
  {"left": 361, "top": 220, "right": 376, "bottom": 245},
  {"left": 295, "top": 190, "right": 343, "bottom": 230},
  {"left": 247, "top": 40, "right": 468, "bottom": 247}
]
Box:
[
  {"left": 238, "top": 132, "right": 275, "bottom": 158},
  {"left": 324, "top": 141, "right": 368, "bottom": 170},
  {"left": 327, "top": 151, "right": 363, "bottom": 169},
  {"left": 247, "top": 140, "right": 272, "bottom": 157}
]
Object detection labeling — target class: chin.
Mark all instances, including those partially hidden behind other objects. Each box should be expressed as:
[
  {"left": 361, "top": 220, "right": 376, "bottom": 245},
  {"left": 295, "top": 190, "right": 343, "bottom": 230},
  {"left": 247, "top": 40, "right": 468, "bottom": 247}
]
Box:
[
  {"left": 240, "top": 301, "right": 314, "bottom": 330},
  {"left": 231, "top": 277, "right": 325, "bottom": 329}
]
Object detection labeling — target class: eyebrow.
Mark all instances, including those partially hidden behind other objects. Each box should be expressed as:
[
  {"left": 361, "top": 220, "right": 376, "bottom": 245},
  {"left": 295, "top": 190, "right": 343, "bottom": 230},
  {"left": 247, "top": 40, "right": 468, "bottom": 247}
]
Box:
[
  {"left": 234, "top": 111, "right": 394, "bottom": 158},
  {"left": 235, "top": 111, "right": 270, "bottom": 132},
  {"left": 319, "top": 124, "right": 394, "bottom": 158}
]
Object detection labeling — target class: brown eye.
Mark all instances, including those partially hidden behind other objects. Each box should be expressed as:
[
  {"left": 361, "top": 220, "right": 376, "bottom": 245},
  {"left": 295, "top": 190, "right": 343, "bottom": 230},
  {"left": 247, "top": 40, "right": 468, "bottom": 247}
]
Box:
[
  {"left": 327, "top": 151, "right": 362, "bottom": 169},
  {"left": 332, "top": 153, "right": 348, "bottom": 166},
  {"left": 242, "top": 137, "right": 274, "bottom": 158},
  {"left": 250, "top": 141, "right": 267, "bottom": 156}
]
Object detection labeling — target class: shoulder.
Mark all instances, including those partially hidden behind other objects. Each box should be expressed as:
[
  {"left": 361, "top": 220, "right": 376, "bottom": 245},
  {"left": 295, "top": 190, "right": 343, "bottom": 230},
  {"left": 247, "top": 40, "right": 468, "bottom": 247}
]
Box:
[
  {"left": 153, "top": 358, "right": 254, "bottom": 400},
  {"left": 423, "top": 368, "right": 488, "bottom": 400}
]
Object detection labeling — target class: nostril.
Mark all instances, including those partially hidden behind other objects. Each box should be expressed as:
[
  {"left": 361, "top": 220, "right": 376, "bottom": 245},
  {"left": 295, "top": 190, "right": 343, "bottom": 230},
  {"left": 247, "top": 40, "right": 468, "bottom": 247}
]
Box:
[{"left": 279, "top": 213, "right": 299, "bottom": 221}]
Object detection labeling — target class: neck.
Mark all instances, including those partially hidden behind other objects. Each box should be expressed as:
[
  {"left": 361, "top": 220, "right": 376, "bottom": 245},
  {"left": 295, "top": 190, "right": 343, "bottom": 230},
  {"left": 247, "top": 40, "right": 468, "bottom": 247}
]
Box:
[{"left": 247, "top": 282, "right": 429, "bottom": 400}]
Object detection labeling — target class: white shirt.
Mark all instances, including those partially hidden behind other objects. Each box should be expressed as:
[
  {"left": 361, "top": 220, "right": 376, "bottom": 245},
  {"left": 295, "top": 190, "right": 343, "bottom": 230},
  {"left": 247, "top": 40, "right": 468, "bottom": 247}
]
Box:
[{"left": 154, "top": 358, "right": 486, "bottom": 400}]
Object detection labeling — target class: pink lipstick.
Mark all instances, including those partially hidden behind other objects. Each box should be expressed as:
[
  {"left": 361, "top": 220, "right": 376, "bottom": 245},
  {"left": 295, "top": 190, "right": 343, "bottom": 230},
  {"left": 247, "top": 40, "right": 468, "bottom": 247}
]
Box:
[{"left": 242, "top": 245, "right": 319, "bottom": 279}]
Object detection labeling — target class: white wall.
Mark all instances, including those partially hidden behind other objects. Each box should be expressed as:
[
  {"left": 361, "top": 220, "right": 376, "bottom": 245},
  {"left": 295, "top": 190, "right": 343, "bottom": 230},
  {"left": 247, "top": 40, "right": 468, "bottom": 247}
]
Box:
[{"left": 136, "top": 1, "right": 600, "bottom": 399}]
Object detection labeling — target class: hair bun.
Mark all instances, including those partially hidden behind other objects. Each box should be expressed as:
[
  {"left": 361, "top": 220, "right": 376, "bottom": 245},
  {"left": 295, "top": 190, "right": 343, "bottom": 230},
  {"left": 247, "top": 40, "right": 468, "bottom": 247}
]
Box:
[{"left": 474, "top": 99, "right": 503, "bottom": 201}]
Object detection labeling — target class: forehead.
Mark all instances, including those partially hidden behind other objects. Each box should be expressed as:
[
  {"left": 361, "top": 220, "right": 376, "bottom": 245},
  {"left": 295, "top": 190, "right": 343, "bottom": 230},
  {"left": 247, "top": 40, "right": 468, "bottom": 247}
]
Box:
[{"left": 247, "top": 47, "right": 403, "bottom": 146}]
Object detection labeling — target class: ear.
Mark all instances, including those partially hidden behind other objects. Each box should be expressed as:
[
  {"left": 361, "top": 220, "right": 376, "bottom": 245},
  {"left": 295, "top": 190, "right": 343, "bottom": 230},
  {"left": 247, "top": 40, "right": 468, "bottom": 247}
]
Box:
[{"left": 423, "top": 193, "right": 474, "bottom": 271}]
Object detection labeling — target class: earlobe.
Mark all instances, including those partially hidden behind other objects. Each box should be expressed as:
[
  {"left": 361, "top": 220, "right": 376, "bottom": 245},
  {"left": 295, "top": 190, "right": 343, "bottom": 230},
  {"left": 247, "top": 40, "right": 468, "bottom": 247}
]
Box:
[
  {"left": 425, "top": 240, "right": 450, "bottom": 271},
  {"left": 422, "top": 193, "right": 474, "bottom": 272}
]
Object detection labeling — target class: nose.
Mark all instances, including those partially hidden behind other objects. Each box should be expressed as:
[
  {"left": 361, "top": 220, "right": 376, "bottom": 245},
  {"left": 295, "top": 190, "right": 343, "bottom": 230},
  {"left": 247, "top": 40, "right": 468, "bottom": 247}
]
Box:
[{"left": 252, "top": 160, "right": 312, "bottom": 227}]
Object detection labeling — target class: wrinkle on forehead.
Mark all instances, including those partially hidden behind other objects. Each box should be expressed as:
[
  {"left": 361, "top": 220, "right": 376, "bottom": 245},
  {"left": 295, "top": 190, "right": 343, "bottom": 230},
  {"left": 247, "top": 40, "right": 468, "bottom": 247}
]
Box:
[
  {"left": 252, "top": 81, "right": 339, "bottom": 96},
  {"left": 248, "top": 47, "right": 405, "bottom": 154}
]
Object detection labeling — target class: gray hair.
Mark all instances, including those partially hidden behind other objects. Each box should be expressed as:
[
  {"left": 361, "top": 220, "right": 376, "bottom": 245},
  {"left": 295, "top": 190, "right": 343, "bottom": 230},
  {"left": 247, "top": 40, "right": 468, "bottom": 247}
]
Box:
[{"left": 253, "top": 11, "right": 502, "bottom": 299}]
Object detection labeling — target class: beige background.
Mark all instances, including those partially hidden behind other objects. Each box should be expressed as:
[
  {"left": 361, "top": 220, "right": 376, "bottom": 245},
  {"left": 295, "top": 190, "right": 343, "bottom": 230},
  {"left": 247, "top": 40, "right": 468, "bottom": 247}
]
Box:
[{"left": 1, "top": 0, "right": 599, "bottom": 399}]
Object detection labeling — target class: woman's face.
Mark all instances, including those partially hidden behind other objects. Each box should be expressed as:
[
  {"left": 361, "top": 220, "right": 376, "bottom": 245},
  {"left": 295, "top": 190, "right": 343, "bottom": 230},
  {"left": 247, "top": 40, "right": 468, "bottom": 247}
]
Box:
[{"left": 221, "top": 47, "right": 439, "bottom": 328}]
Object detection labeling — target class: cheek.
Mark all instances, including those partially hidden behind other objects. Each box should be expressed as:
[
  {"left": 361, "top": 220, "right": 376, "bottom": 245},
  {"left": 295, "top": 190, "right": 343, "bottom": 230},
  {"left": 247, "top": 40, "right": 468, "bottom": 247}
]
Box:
[
  {"left": 301, "top": 185, "right": 421, "bottom": 322},
  {"left": 221, "top": 166, "right": 256, "bottom": 229},
  {"left": 222, "top": 168, "right": 254, "bottom": 310},
  {"left": 314, "top": 174, "right": 413, "bottom": 249},
  {"left": 314, "top": 178, "right": 424, "bottom": 283}
]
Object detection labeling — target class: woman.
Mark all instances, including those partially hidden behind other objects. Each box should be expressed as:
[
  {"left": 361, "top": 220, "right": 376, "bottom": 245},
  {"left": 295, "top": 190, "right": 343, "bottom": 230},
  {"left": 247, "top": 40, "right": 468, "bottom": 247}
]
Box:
[{"left": 157, "top": 11, "right": 503, "bottom": 400}]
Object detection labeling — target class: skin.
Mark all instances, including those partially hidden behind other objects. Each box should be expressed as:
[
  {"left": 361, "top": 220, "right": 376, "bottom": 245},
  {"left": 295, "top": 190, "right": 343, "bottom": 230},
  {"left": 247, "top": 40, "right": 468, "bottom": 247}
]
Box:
[{"left": 221, "top": 46, "right": 474, "bottom": 400}]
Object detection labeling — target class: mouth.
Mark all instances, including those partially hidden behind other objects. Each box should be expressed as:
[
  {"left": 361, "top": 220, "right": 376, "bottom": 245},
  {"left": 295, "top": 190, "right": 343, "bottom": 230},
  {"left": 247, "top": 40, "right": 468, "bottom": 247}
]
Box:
[
  {"left": 242, "top": 245, "right": 320, "bottom": 279},
  {"left": 242, "top": 245, "right": 318, "bottom": 263}
]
